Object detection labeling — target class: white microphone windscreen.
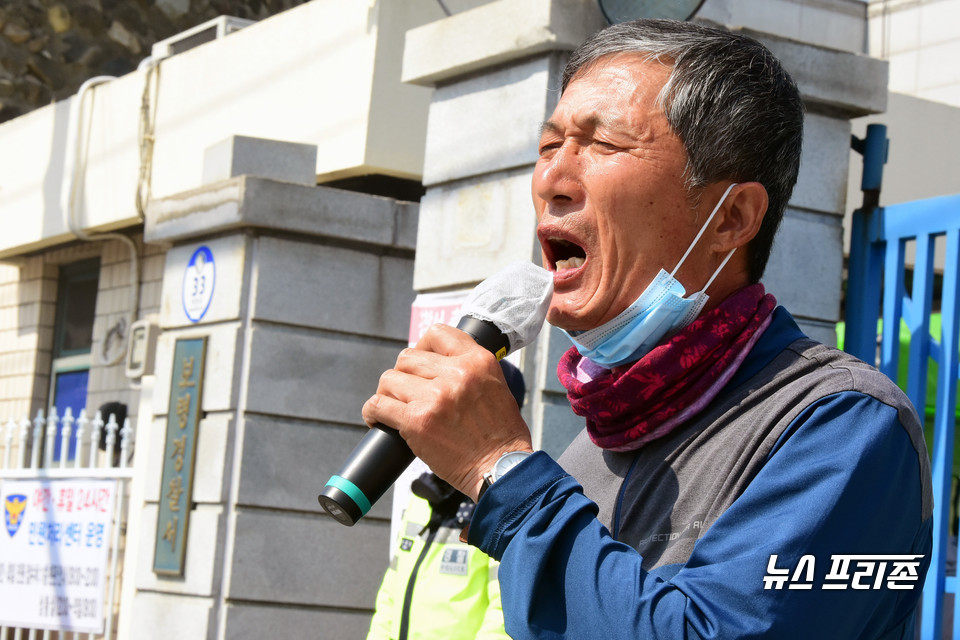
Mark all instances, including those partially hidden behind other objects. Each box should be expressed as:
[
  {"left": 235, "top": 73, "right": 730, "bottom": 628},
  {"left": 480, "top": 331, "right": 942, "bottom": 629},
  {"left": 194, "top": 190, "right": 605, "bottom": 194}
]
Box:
[{"left": 460, "top": 262, "right": 554, "bottom": 353}]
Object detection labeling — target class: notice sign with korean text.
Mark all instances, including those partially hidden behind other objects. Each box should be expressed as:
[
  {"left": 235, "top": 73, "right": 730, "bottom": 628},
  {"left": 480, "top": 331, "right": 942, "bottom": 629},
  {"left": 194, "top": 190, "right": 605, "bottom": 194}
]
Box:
[
  {"left": 154, "top": 336, "right": 206, "bottom": 576},
  {"left": 0, "top": 479, "right": 116, "bottom": 633},
  {"left": 407, "top": 290, "right": 466, "bottom": 347}
]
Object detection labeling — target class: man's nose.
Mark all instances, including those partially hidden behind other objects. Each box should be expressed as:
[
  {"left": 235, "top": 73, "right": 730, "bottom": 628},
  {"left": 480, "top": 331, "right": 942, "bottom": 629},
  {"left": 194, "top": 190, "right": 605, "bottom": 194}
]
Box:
[{"left": 533, "top": 142, "right": 584, "bottom": 206}]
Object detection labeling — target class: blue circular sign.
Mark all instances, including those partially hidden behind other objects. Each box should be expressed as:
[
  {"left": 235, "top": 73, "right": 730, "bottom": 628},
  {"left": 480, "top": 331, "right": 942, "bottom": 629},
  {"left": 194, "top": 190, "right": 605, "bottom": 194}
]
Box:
[{"left": 182, "top": 246, "right": 216, "bottom": 323}]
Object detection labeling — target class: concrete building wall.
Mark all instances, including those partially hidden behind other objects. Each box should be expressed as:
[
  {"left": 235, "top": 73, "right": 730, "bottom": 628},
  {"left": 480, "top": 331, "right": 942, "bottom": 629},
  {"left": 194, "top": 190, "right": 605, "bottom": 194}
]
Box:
[
  {"left": 0, "top": 236, "right": 165, "bottom": 424},
  {"left": 87, "top": 236, "right": 166, "bottom": 414},
  {"left": 0, "top": 258, "right": 56, "bottom": 422},
  {"left": 868, "top": 0, "right": 960, "bottom": 107}
]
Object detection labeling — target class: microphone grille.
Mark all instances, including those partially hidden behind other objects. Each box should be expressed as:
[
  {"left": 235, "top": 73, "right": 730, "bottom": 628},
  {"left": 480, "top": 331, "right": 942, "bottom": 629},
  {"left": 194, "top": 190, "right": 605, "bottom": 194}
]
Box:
[{"left": 460, "top": 262, "right": 553, "bottom": 353}]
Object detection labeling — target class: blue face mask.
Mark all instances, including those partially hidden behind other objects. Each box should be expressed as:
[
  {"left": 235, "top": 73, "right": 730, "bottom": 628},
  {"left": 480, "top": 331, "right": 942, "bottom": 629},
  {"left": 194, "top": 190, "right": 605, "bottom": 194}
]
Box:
[{"left": 565, "top": 183, "right": 739, "bottom": 368}]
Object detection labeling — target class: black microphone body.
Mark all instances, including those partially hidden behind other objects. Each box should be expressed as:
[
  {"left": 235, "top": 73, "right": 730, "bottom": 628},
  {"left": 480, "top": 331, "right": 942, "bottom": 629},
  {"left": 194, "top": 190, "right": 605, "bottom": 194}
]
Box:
[{"left": 318, "top": 316, "right": 510, "bottom": 526}]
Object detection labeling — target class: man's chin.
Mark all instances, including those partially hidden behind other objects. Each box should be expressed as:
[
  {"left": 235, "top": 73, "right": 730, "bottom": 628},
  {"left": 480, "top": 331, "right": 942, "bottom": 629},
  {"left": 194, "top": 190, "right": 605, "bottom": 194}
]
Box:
[{"left": 546, "top": 306, "right": 591, "bottom": 333}]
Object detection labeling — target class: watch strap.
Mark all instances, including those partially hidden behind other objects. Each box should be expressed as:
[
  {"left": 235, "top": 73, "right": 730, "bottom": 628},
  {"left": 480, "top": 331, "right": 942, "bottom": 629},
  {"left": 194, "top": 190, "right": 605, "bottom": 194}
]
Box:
[
  {"left": 477, "top": 451, "right": 531, "bottom": 501},
  {"left": 478, "top": 472, "right": 495, "bottom": 501}
]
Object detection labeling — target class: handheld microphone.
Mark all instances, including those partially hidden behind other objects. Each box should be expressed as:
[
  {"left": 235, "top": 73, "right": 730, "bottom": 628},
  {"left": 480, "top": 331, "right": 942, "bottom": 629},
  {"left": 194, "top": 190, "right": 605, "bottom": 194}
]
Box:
[{"left": 318, "top": 262, "right": 553, "bottom": 526}]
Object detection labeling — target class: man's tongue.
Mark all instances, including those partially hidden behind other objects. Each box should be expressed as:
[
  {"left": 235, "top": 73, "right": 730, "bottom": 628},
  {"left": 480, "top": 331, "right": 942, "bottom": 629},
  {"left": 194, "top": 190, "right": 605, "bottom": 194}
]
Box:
[{"left": 556, "top": 256, "right": 584, "bottom": 271}]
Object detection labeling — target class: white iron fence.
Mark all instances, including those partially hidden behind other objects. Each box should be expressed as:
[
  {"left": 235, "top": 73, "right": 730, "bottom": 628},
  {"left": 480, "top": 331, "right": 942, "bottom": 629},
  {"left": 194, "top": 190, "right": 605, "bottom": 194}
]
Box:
[{"left": 0, "top": 408, "right": 134, "bottom": 640}]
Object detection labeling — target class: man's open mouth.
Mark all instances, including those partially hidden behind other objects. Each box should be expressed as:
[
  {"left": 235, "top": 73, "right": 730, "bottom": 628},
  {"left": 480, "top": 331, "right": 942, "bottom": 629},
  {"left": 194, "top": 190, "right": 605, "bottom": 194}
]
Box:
[{"left": 547, "top": 237, "right": 586, "bottom": 272}]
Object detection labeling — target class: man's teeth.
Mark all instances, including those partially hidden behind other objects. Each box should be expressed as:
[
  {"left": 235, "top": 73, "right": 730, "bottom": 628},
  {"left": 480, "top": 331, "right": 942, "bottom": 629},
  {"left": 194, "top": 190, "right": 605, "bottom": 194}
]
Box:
[{"left": 556, "top": 256, "right": 584, "bottom": 271}]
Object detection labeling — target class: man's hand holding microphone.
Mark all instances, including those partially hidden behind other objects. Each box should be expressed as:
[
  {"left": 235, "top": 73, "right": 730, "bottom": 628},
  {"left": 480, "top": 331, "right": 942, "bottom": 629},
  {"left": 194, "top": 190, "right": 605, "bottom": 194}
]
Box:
[
  {"left": 318, "top": 262, "right": 553, "bottom": 524},
  {"left": 361, "top": 322, "right": 534, "bottom": 502}
]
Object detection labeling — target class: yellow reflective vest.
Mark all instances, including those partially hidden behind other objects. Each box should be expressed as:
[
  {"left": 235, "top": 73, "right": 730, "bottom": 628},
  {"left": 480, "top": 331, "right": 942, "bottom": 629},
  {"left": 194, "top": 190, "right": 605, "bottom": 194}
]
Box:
[{"left": 366, "top": 490, "right": 508, "bottom": 640}]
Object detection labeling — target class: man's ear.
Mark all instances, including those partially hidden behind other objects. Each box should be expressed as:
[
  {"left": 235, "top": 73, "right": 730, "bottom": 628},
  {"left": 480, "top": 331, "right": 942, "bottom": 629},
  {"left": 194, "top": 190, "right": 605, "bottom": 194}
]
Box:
[{"left": 711, "top": 182, "right": 768, "bottom": 253}]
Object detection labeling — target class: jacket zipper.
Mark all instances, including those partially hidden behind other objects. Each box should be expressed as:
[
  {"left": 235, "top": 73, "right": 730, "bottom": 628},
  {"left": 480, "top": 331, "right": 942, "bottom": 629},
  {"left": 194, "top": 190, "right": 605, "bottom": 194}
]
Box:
[{"left": 398, "top": 525, "right": 439, "bottom": 640}]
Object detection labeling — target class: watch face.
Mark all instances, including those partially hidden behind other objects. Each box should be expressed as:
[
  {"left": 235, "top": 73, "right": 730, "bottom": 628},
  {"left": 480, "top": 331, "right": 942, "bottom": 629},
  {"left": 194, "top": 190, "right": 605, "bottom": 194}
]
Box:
[{"left": 493, "top": 451, "right": 532, "bottom": 482}]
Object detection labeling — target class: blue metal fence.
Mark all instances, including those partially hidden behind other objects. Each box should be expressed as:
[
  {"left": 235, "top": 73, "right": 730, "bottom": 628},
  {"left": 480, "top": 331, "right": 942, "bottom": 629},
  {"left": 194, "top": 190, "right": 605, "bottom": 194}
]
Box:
[{"left": 845, "top": 123, "right": 960, "bottom": 640}]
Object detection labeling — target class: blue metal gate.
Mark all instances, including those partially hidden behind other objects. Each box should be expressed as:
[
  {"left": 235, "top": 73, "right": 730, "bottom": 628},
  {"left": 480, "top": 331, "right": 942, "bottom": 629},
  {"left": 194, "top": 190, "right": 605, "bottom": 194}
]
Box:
[{"left": 845, "top": 123, "right": 960, "bottom": 640}]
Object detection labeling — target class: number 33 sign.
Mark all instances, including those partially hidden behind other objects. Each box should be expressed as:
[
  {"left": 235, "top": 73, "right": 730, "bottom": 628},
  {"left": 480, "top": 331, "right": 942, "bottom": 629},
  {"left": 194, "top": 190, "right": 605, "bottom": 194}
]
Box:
[{"left": 182, "top": 246, "right": 216, "bottom": 323}]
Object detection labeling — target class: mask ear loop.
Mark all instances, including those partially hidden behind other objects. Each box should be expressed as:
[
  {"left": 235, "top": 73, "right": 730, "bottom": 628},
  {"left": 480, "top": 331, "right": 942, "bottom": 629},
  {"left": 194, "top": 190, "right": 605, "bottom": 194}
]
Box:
[
  {"left": 696, "top": 247, "right": 736, "bottom": 295},
  {"left": 670, "top": 182, "right": 739, "bottom": 279}
]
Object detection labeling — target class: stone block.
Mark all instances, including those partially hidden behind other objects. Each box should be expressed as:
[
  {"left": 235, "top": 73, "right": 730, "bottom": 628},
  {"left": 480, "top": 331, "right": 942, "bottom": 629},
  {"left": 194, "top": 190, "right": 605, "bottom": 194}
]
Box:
[
  {"left": 413, "top": 167, "right": 540, "bottom": 291},
  {"left": 135, "top": 503, "right": 226, "bottom": 597},
  {"left": 252, "top": 237, "right": 415, "bottom": 341},
  {"left": 146, "top": 178, "right": 418, "bottom": 252},
  {"left": 758, "top": 29, "right": 888, "bottom": 117},
  {"left": 222, "top": 602, "right": 373, "bottom": 640},
  {"left": 243, "top": 179, "right": 419, "bottom": 251},
  {"left": 403, "top": 0, "right": 605, "bottom": 87},
  {"left": 192, "top": 414, "right": 232, "bottom": 504},
  {"left": 226, "top": 509, "right": 388, "bottom": 607},
  {"left": 159, "top": 235, "right": 248, "bottom": 328},
  {"left": 202, "top": 135, "right": 318, "bottom": 187},
  {"left": 143, "top": 417, "right": 166, "bottom": 503},
  {"left": 764, "top": 209, "right": 844, "bottom": 324},
  {"left": 793, "top": 113, "right": 854, "bottom": 215},
  {"left": 237, "top": 415, "right": 394, "bottom": 521},
  {"left": 151, "top": 322, "right": 244, "bottom": 415},
  {"left": 396, "top": 201, "right": 420, "bottom": 251},
  {"left": 422, "top": 54, "right": 562, "bottom": 186},
  {"left": 129, "top": 591, "right": 215, "bottom": 640},
  {"left": 243, "top": 323, "right": 405, "bottom": 424}
]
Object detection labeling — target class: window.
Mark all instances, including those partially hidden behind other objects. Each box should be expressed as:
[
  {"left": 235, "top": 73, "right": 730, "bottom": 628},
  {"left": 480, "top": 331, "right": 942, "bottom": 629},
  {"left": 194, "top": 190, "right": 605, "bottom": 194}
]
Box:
[{"left": 49, "top": 258, "right": 100, "bottom": 462}]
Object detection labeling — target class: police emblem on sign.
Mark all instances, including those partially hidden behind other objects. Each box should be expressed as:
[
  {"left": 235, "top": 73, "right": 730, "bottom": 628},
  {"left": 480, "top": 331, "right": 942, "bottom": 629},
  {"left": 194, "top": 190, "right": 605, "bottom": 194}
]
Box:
[
  {"left": 440, "top": 548, "right": 469, "bottom": 575},
  {"left": 4, "top": 494, "right": 27, "bottom": 537}
]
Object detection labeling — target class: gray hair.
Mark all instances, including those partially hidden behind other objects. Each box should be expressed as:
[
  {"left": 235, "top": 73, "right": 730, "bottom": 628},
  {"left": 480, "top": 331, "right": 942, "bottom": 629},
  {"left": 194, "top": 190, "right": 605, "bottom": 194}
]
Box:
[{"left": 562, "top": 19, "right": 804, "bottom": 282}]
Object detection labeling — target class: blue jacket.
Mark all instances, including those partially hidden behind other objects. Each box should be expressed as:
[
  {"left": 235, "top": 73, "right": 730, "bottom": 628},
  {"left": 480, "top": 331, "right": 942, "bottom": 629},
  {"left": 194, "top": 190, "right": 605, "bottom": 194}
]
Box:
[{"left": 469, "top": 308, "right": 932, "bottom": 639}]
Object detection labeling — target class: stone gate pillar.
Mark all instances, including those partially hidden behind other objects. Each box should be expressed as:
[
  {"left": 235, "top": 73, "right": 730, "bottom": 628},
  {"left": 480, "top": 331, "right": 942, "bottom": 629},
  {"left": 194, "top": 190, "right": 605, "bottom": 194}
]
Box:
[{"left": 130, "top": 137, "right": 417, "bottom": 639}]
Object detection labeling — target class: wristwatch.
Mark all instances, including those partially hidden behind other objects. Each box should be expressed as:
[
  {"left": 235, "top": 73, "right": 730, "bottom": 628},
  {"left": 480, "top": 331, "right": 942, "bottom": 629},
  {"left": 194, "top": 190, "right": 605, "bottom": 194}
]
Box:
[{"left": 478, "top": 451, "right": 533, "bottom": 500}]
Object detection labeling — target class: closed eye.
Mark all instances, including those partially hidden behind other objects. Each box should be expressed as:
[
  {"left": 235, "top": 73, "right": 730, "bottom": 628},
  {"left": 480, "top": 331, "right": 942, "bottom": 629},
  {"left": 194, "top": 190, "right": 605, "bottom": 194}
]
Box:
[
  {"left": 538, "top": 140, "right": 562, "bottom": 156},
  {"left": 594, "top": 139, "right": 624, "bottom": 152}
]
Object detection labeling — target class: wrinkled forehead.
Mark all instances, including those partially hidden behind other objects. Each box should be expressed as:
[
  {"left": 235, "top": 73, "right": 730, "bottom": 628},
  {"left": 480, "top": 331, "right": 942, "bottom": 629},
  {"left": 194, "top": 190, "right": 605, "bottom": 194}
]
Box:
[
  {"left": 557, "top": 53, "right": 676, "bottom": 132},
  {"left": 564, "top": 50, "right": 675, "bottom": 93}
]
